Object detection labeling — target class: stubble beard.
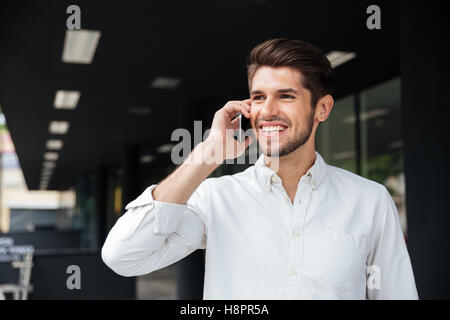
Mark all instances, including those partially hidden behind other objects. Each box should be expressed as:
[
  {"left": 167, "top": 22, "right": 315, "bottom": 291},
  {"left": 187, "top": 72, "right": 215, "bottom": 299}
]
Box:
[{"left": 260, "top": 111, "right": 315, "bottom": 158}]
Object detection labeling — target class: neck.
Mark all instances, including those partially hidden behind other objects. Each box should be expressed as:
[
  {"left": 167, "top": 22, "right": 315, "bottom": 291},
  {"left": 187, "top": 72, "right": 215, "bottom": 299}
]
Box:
[{"left": 264, "top": 141, "right": 317, "bottom": 186}]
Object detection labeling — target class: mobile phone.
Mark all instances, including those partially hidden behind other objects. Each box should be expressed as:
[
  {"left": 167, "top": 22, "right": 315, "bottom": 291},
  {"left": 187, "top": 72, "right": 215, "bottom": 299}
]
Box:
[{"left": 232, "top": 112, "right": 252, "bottom": 142}]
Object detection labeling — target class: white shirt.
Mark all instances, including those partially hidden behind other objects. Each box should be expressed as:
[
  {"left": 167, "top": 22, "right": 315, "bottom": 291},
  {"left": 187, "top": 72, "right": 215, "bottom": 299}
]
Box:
[{"left": 101, "top": 151, "right": 418, "bottom": 300}]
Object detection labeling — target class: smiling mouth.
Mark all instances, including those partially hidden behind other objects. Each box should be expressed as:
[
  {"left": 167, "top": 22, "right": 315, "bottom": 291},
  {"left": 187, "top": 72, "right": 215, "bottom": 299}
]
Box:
[{"left": 259, "top": 124, "right": 288, "bottom": 137}]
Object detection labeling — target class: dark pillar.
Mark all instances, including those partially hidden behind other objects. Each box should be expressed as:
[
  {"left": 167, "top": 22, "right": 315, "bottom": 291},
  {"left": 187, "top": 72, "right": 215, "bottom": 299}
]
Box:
[
  {"left": 176, "top": 249, "right": 205, "bottom": 299},
  {"left": 399, "top": 0, "right": 450, "bottom": 299},
  {"left": 95, "top": 164, "right": 107, "bottom": 248},
  {"left": 122, "top": 144, "right": 139, "bottom": 211},
  {"left": 174, "top": 99, "right": 212, "bottom": 299}
]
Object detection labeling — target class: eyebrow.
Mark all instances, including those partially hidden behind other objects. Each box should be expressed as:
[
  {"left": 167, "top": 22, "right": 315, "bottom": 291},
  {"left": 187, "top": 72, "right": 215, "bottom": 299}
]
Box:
[{"left": 250, "top": 88, "right": 300, "bottom": 96}]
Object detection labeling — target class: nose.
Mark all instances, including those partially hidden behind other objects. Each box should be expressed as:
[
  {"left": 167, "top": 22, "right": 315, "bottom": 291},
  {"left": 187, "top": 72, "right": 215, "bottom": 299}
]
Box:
[{"left": 259, "top": 96, "right": 279, "bottom": 118}]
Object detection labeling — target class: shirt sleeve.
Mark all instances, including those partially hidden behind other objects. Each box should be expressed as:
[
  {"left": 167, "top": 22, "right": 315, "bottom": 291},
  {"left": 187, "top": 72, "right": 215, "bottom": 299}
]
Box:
[
  {"left": 366, "top": 186, "right": 419, "bottom": 299},
  {"left": 101, "top": 182, "right": 209, "bottom": 277}
]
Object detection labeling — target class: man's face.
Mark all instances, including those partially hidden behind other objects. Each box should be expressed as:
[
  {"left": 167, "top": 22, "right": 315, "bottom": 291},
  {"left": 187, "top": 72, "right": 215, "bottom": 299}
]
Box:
[{"left": 249, "top": 66, "right": 315, "bottom": 157}]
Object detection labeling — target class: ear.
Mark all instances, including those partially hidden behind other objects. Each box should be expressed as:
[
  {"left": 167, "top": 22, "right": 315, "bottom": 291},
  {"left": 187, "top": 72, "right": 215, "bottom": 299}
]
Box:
[{"left": 315, "top": 94, "right": 334, "bottom": 123}]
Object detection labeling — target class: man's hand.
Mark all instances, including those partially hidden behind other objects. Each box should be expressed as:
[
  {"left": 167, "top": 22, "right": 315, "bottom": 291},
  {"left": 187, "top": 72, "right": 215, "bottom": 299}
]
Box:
[
  {"left": 205, "top": 99, "right": 254, "bottom": 162},
  {"left": 153, "top": 99, "right": 254, "bottom": 204}
]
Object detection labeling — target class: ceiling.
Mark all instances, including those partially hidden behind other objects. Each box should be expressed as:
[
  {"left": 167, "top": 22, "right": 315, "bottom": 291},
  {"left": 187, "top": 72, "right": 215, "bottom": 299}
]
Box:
[{"left": 0, "top": 0, "right": 400, "bottom": 190}]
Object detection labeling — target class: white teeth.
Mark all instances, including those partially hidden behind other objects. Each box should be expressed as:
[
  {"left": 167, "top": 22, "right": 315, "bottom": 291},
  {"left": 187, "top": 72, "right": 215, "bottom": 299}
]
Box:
[{"left": 262, "top": 125, "right": 286, "bottom": 132}]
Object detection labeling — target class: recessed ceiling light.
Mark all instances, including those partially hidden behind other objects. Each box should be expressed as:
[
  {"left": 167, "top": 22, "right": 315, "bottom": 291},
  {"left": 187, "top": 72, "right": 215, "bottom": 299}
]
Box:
[
  {"left": 49, "top": 121, "right": 70, "bottom": 134},
  {"left": 62, "top": 29, "right": 101, "bottom": 64},
  {"left": 41, "top": 170, "right": 53, "bottom": 178},
  {"left": 44, "top": 152, "right": 59, "bottom": 161},
  {"left": 157, "top": 144, "right": 175, "bottom": 153},
  {"left": 151, "top": 77, "right": 182, "bottom": 89},
  {"left": 43, "top": 161, "right": 56, "bottom": 169},
  {"left": 54, "top": 90, "right": 81, "bottom": 109},
  {"left": 140, "top": 155, "right": 155, "bottom": 163},
  {"left": 41, "top": 172, "right": 52, "bottom": 179},
  {"left": 326, "top": 51, "right": 357, "bottom": 68},
  {"left": 127, "top": 107, "right": 152, "bottom": 116},
  {"left": 46, "top": 139, "right": 64, "bottom": 150},
  {"left": 40, "top": 177, "right": 50, "bottom": 183},
  {"left": 41, "top": 166, "right": 54, "bottom": 174}
]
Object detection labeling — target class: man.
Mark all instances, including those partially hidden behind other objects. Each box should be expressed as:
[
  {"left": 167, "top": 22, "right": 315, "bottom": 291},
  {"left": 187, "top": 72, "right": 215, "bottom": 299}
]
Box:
[{"left": 102, "top": 38, "right": 418, "bottom": 299}]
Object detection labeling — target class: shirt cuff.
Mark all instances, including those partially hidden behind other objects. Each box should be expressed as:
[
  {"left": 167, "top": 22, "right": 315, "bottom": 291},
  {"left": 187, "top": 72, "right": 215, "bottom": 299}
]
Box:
[
  {"left": 153, "top": 201, "right": 187, "bottom": 235},
  {"left": 125, "top": 184, "right": 158, "bottom": 210},
  {"left": 124, "top": 184, "right": 187, "bottom": 236}
]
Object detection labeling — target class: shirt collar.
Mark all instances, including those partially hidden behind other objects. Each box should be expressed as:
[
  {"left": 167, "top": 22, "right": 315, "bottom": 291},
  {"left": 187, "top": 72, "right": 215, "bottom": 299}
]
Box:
[{"left": 254, "top": 151, "right": 327, "bottom": 191}]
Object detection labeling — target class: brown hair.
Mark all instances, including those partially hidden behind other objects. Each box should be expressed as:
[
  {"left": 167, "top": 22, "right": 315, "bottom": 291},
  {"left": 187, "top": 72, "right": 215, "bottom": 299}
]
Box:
[{"left": 247, "top": 38, "right": 333, "bottom": 109}]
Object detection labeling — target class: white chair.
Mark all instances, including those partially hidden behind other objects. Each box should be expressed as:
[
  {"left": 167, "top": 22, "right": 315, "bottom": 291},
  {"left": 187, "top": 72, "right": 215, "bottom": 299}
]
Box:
[{"left": 0, "top": 252, "right": 34, "bottom": 300}]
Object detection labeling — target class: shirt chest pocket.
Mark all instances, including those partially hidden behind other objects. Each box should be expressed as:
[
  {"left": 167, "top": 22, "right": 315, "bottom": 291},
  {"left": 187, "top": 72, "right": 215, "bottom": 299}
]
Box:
[{"left": 303, "top": 230, "right": 368, "bottom": 290}]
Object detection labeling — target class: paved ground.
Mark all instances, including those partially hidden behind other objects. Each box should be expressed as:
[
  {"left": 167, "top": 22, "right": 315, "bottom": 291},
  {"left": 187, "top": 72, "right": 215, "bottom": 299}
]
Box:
[{"left": 136, "top": 263, "right": 177, "bottom": 300}]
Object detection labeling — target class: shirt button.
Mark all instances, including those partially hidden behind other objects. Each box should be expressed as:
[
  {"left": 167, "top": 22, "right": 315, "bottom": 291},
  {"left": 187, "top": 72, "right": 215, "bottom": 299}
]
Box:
[
  {"left": 291, "top": 268, "right": 298, "bottom": 276},
  {"left": 292, "top": 229, "right": 300, "bottom": 237},
  {"left": 271, "top": 175, "right": 279, "bottom": 184},
  {"left": 284, "top": 196, "right": 290, "bottom": 202},
  {"left": 311, "top": 181, "right": 316, "bottom": 188}
]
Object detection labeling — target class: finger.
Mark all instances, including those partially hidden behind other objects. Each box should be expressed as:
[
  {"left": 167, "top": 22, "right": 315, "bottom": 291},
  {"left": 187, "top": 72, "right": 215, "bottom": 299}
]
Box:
[
  {"left": 223, "top": 102, "right": 250, "bottom": 118},
  {"left": 236, "top": 101, "right": 251, "bottom": 116},
  {"left": 243, "top": 98, "right": 252, "bottom": 106},
  {"left": 241, "top": 100, "right": 252, "bottom": 110},
  {"left": 230, "top": 100, "right": 251, "bottom": 112}
]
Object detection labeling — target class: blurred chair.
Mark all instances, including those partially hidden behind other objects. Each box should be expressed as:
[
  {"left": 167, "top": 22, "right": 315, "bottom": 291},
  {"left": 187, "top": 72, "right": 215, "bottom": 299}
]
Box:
[{"left": 0, "top": 252, "right": 34, "bottom": 300}]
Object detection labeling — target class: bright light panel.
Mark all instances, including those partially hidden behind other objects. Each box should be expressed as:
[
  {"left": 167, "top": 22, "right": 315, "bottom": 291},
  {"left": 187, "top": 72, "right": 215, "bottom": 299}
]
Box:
[
  {"left": 157, "top": 144, "right": 175, "bottom": 153},
  {"left": 326, "top": 51, "right": 357, "bottom": 68},
  {"left": 49, "top": 121, "right": 70, "bottom": 134},
  {"left": 44, "top": 152, "right": 59, "bottom": 161},
  {"left": 46, "top": 139, "right": 64, "bottom": 150},
  {"left": 54, "top": 90, "right": 81, "bottom": 109},
  {"left": 140, "top": 155, "right": 155, "bottom": 163},
  {"left": 43, "top": 161, "right": 56, "bottom": 169},
  {"left": 62, "top": 29, "right": 101, "bottom": 64},
  {"left": 151, "top": 77, "right": 182, "bottom": 89}
]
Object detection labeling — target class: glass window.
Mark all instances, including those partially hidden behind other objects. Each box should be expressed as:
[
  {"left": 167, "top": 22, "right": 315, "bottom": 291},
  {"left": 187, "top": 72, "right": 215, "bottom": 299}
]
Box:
[
  {"left": 316, "top": 94, "right": 357, "bottom": 173},
  {"left": 360, "top": 77, "right": 407, "bottom": 234}
]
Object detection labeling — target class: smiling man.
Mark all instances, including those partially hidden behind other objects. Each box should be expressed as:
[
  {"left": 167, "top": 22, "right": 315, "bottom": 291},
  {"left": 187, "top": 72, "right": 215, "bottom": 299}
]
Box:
[{"left": 101, "top": 38, "right": 418, "bottom": 300}]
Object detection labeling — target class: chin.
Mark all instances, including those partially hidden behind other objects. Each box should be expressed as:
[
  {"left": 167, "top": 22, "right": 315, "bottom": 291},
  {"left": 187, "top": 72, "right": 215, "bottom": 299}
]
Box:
[{"left": 259, "top": 143, "right": 282, "bottom": 158}]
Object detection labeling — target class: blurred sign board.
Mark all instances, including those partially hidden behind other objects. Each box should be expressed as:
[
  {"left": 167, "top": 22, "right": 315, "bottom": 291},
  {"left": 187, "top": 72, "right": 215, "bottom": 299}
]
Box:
[{"left": 0, "top": 237, "right": 34, "bottom": 262}]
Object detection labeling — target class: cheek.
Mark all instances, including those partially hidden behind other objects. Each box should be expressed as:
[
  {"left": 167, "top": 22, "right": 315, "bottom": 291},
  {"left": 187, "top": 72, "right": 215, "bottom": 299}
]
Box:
[
  {"left": 250, "top": 107, "right": 261, "bottom": 126},
  {"left": 289, "top": 105, "right": 312, "bottom": 124}
]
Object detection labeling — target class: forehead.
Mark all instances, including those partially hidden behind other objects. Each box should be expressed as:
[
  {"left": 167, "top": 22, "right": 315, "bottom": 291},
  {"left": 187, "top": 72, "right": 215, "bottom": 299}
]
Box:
[{"left": 251, "top": 66, "right": 304, "bottom": 91}]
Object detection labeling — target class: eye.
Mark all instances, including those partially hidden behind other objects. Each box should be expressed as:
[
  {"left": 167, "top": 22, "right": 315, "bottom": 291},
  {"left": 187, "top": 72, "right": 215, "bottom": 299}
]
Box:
[
  {"left": 253, "top": 96, "right": 264, "bottom": 101},
  {"left": 281, "top": 94, "right": 294, "bottom": 99}
]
